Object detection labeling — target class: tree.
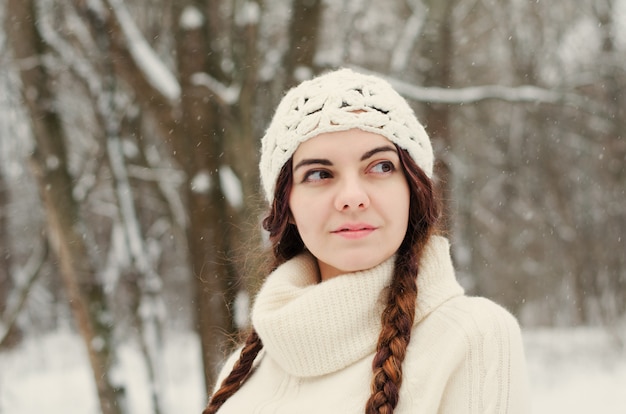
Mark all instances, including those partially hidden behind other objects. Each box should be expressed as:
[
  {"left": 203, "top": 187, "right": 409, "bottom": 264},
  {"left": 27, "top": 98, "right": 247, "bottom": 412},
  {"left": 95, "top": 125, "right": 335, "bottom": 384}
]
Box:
[{"left": 5, "top": 1, "right": 126, "bottom": 412}]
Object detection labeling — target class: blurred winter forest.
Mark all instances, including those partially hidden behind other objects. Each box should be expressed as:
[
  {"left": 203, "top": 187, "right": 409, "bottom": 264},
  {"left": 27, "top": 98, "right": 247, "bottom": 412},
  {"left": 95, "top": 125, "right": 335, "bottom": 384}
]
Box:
[{"left": 0, "top": 0, "right": 624, "bottom": 413}]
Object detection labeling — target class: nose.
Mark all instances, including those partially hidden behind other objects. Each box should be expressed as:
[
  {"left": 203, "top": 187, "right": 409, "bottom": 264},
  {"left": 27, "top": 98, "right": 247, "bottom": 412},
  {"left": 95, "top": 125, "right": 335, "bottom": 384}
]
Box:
[{"left": 334, "top": 176, "right": 370, "bottom": 211}]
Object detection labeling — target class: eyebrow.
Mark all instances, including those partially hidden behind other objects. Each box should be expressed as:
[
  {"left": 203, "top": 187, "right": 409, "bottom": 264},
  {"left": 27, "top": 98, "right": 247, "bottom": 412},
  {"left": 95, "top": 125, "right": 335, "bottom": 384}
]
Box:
[
  {"left": 293, "top": 145, "right": 398, "bottom": 172},
  {"left": 360, "top": 145, "right": 397, "bottom": 161},
  {"left": 293, "top": 158, "right": 333, "bottom": 172}
]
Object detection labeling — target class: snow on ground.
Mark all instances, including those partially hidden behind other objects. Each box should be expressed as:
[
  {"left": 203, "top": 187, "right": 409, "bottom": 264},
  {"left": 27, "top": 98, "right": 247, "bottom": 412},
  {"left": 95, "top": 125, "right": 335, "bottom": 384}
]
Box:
[
  {"left": 0, "top": 330, "right": 206, "bottom": 414},
  {"left": 524, "top": 327, "right": 626, "bottom": 413},
  {"left": 0, "top": 327, "right": 625, "bottom": 413}
]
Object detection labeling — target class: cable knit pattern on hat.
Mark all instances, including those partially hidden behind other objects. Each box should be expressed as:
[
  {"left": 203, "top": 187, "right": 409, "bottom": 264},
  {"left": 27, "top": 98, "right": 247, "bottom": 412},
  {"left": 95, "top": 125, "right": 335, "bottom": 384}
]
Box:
[{"left": 259, "top": 68, "right": 434, "bottom": 202}]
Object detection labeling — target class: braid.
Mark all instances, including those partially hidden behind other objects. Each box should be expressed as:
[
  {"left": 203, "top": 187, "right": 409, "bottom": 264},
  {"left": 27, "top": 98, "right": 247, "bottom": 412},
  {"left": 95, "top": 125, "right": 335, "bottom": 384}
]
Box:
[
  {"left": 365, "top": 252, "right": 420, "bottom": 414},
  {"left": 203, "top": 330, "right": 263, "bottom": 414},
  {"left": 365, "top": 147, "right": 440, "bottom": 413}
]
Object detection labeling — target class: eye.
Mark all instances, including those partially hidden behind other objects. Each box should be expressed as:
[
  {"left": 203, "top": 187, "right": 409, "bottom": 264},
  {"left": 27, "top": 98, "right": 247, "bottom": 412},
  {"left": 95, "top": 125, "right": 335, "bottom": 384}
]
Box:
[
  {"left": 369, "top": 161, "right": 396, "bottom": 174},
  {"left": 302, "top": 169, "right": 333, "bottom": 182}
]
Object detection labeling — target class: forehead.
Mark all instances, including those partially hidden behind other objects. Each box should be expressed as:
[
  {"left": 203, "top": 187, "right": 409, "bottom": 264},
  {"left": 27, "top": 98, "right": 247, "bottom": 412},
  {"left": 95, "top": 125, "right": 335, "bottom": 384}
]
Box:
[{"left": 292, "top": 129, "right": 394, "bottom": 161}]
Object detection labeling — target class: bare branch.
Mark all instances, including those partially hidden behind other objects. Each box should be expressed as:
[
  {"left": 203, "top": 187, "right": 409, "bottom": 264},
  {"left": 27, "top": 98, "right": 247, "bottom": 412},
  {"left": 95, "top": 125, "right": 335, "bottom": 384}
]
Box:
[
  {"left": 0, "top": 241, "right": 48, "bottom": 347},
  {"left": 191, "top": 72, "right": 241, "bottom": 106},
  {"left": 353, "top": 66, "right": 606, "bottom": 114}
]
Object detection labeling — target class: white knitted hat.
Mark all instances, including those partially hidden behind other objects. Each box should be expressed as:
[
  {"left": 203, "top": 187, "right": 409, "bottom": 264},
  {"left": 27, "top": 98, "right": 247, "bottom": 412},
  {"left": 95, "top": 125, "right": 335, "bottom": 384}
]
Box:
[{"left": 260, "top": 68, "right": 434, "bottom": 202}]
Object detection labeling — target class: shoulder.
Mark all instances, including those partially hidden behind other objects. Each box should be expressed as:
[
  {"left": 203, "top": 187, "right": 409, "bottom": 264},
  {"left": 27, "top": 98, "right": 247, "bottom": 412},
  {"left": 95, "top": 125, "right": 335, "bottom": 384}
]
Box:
[
  {"left": 436, "top": 295, "right": 522, "bottom": 340},
  {"left": 410, "top": 294, "right": 525, "bottom": 363},
  {"left": 432, "top": 296, "right": 529, "bottom": 393},
  {"left": 413, "top": 295, "right": 526, "bottom": 368},
  {"left": 406, "top": 296, "right": 530, "bottom": 412},
  {"left": 443, "top": 297, "right": 530, "bottom": 412}
]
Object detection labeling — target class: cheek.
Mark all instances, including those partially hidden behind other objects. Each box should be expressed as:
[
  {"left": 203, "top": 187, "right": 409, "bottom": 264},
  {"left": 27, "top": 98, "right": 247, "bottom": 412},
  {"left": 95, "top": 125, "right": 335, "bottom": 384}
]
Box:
[
  {"left": 389, "top": 185, "right": 411, "bottom": 230},
  {"left": 288, "top": 192, "right": 310, "bottom": 228},
  {"left": 289, "top": 192, "right": 326, "bottom": 234}
]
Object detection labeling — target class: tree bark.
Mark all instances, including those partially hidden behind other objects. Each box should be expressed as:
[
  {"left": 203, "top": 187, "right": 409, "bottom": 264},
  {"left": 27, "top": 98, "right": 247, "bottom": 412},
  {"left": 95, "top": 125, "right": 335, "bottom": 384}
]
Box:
[
  {"left": 283, "top": 0, "right": 323, "bottom": 86},
  {"left": 420, "top": 0, "right": 455, "bottom": 235},
  {"left": 174, "top": 1, "right": 236, "bottom": 391}
]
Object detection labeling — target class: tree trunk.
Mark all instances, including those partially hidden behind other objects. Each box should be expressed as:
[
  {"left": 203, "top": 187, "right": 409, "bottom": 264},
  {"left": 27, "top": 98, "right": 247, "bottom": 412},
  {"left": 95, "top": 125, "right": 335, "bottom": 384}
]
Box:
[
  {"left": 5, "top": 1, "right": 126, "bottom": 413},
  {"left": 283, "top": 0, "right": 323, "bottom": 86},
  {"left": 593, "top": 0, "right": 626, "bottom": 322},
  {"left": 420, "top": 0, "right": 455, "bottom": 235},
  {"left": 174, "top": 2, "right": 236, "bottom": 392}
]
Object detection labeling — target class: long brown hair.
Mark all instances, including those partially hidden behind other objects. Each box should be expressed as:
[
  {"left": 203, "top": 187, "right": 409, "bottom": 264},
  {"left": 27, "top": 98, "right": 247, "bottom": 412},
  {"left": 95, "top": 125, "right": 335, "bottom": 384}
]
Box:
[{"left": 203, "top": 146, "right": 440, "bottom": 414}]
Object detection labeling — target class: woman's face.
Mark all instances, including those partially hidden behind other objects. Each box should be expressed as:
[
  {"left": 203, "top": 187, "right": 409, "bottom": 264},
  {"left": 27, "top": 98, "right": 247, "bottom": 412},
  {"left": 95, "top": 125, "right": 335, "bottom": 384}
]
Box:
[{"left": 289, "top": 129, "right": 410, "bottom": 281}]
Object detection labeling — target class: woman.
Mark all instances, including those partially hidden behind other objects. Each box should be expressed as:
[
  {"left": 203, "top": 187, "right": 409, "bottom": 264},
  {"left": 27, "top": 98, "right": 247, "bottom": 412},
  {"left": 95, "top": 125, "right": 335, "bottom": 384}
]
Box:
[{"left": 203, "top": 68, "right": 530, "bottom": 413}]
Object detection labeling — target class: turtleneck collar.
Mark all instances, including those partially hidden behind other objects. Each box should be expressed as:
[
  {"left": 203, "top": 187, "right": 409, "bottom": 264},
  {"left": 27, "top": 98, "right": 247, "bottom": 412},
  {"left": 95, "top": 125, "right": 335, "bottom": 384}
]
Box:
[{"left": 251, "top": 236, "right": 464, "bottom": 378}]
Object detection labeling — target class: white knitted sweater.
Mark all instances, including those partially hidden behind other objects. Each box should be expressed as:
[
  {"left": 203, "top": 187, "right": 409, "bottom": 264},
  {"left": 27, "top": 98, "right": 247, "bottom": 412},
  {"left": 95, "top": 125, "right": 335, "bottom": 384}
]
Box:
[{"left": 214, "top": 236, "right": 530, "bottom": 413}]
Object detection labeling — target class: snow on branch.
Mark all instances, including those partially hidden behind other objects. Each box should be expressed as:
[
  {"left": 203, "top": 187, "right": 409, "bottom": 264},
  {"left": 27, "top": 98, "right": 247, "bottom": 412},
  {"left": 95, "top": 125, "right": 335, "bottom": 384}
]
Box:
[
  {"left": 190, "top": 72, "right": 241, "bottom": 105},
  {"left": 403, "top": 82, "right": 605, "bottom": 114},
  {"left": 394, "top": 81, "right": 572, "bottom": 105},
  {"left": 108, "top": 0, "right": 181, "bottom": 101},
  {"left": 351, "top": 67, "right": 602, "bottom": 113}
]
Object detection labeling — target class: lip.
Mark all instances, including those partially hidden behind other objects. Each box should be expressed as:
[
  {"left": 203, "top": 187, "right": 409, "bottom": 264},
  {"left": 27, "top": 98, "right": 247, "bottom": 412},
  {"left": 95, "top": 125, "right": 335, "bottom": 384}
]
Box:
[{"left": 331, "top": 223, "right": 377, "bottom": 239}]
